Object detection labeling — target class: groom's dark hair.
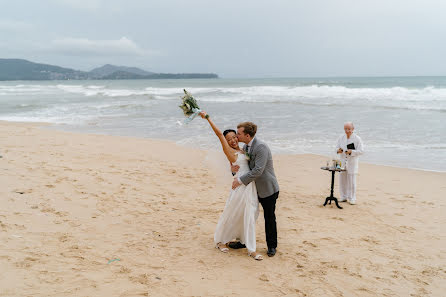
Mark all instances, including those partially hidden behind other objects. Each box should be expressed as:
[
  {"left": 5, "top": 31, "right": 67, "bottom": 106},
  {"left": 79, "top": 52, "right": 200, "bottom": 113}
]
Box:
[
  {"left": 237, "top": 122, "right": 257, "bottom": 137},
  {"left": 223, "top": 129, "right": 236, "bottom": 136}
]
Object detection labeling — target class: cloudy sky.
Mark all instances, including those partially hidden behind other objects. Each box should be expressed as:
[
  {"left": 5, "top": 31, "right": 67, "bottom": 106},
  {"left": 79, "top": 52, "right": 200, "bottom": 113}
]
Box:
[{"left": 1, "top": 0, "right": 445, "bottom": 77}]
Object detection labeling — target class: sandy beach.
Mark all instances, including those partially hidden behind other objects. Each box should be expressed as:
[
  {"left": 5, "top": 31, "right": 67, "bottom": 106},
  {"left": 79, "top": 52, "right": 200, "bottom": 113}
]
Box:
[{"left": 0, "top": 121, "right": 445, "bottom": 297}]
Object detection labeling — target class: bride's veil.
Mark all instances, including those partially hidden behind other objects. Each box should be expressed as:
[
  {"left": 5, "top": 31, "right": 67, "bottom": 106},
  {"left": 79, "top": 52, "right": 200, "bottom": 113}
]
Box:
[{"left": 203, "top": 149, "right": 234, "bottom": 189}]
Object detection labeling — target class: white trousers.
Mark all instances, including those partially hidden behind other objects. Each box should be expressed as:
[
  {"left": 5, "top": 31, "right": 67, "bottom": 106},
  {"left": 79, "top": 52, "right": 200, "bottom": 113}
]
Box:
[{"left": 339, "top": 172, "right": 357, "bottom": 202}]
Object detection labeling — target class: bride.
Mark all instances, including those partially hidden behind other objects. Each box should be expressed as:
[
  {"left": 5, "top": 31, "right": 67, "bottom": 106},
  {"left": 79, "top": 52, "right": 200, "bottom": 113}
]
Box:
[{"left": 199, "top": 111, "right": 262, "bottom": 260}]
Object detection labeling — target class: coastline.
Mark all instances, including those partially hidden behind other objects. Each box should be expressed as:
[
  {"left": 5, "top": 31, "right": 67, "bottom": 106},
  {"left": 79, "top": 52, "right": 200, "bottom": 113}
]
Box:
[
  {"left": 0, "top": 121, "right": 445, "bottom": 296},
  {"left": 2, "top": 76, "right": 445, "bottom": 173},
  {"left": 3, "top": 120, "right": 444, "bottom": 174}
]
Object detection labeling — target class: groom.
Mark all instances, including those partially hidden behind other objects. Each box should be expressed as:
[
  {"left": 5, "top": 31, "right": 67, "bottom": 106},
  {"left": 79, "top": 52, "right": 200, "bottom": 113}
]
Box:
[{"left": 231, "top": 122, "right": 280, "bottom": 257}]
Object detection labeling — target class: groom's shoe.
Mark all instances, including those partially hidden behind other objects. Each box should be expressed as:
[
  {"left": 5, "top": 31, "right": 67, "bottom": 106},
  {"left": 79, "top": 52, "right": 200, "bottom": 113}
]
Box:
[
  {"left": 228, "top": 241, "right": 246, "bottom": 249},
  {"left": 267, "top": 247, "right": 276, "bottom": 257}
]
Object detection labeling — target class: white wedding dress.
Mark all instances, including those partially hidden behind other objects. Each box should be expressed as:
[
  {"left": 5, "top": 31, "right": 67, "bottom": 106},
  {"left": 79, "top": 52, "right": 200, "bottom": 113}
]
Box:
[{"left": 214, "top": 152, "right": 260, "bottom": 253}]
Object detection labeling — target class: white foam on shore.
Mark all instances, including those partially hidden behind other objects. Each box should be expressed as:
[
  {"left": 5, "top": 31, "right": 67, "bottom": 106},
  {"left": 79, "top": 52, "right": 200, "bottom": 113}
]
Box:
[
  {"left": 2, "top": 84, "right": 445, "bottom": 111},
  {"left": 1, "top": 80, "right": 445, "bottom": 171}
]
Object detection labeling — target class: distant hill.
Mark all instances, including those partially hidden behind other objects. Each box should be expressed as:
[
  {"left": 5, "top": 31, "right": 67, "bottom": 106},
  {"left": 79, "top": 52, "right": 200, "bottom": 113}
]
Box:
[
  {"left": 89, "top": 64, "right": 154, "bottom": 78},
  {"left": 100, "top": 70, "right": 147, "bottom": 80},
  {"left": 0, "top": 59, "right": 89, "bottom": 80},
  {"left": 0, "top": 59, "right": 218, "bottom": 80}
]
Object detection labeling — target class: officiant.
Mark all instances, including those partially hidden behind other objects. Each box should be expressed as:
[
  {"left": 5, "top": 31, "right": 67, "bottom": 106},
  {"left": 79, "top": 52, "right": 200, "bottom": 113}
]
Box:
[{"left": 335, "top": 122, "right": 364, "bottom": 205}]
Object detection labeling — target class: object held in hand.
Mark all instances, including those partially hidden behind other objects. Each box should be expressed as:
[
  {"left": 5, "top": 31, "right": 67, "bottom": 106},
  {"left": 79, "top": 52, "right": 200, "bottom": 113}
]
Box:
[
  {"left": 178, "top": 89, "right": 204, "bottom": 124},
  {"left": 199, "top": 111, "right": 210, "bottom": 119}
]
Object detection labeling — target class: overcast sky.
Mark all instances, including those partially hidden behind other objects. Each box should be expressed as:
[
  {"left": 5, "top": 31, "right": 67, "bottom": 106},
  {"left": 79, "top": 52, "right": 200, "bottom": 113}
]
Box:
[{"left": 1, "top": 0, "right": 445, "bottom": 77}]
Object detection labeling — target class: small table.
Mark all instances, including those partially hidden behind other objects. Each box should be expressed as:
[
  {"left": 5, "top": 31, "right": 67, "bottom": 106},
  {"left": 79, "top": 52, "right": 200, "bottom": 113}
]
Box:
[{"left": 320, "top": 166, "right": 346, "bottom": 209}]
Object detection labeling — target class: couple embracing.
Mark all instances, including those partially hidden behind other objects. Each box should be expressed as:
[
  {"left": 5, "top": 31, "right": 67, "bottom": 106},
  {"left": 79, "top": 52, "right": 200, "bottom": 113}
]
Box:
[{"left": 199, "top": 111, "right": 279, "bottom": 261}]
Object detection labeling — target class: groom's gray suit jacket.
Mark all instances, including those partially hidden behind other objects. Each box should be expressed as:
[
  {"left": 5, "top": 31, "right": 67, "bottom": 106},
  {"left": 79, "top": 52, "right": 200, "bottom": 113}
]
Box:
[{"left": 240, "top": 137, "right": 279, "bottom": 199}]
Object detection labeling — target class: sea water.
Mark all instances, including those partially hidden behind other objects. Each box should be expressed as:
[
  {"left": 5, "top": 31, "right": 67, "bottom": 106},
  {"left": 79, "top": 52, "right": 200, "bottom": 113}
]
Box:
[{"left": 1, "top": 77, "right": 445, "bottom": 171}]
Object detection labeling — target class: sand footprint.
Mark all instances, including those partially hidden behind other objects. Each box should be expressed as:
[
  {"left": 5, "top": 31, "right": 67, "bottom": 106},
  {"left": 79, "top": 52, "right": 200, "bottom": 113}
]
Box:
[
  {"left": 129, "top": 273, "right": 154, "bottom": 285},
  {"left": 259, "top": 274, "right": 269, "bottom": 282},
  {"left": 302, "top": 240, "right": 317, "bottom": 248}
]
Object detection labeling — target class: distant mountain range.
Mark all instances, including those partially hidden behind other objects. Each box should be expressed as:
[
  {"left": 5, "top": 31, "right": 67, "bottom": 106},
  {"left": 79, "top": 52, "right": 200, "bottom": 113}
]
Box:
[{"left": 0, "top": 59, "right": 218, "bottom": 81}]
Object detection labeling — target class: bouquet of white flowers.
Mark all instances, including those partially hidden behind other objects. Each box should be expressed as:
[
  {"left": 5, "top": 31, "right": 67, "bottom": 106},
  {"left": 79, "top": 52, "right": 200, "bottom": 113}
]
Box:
[{"left": 179, "top": 89, "right": 207, "bottom": 123}]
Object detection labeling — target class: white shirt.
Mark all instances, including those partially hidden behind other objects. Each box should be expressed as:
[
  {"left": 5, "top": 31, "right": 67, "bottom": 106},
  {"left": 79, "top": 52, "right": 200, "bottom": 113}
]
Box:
[
  {"left": 335, "top": 133, "right": 364, "bottom": 174},
  {"left": 246, "top": 137, "right": 255, "bottom": 153},
  {"left": 237, "top": 137, "right": 255, "bottom": 184}
]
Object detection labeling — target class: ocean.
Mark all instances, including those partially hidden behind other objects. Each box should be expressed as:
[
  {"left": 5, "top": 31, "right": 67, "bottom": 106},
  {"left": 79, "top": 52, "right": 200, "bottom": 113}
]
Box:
[{"left": 0, "top": 77, "right": 445, "bottom": 172}]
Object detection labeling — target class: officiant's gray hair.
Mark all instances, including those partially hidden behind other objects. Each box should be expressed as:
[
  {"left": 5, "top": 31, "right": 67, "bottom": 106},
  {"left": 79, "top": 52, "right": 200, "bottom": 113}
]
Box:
[{"left": 344, "top": 122, "right": 354, "bottom": 128}]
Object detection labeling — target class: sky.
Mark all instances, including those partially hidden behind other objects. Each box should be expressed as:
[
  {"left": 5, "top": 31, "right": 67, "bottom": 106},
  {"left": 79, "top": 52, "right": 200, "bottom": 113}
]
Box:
[{"left": 1, "top": 0, "right": 445, "bottom": 78}]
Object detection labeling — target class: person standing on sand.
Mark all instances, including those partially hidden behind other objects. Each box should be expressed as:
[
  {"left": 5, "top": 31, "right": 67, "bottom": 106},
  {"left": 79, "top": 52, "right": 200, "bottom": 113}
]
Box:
[
  {"left": 199, "top": 112, "right": 263, "bottom": 261},
  {"left": 231, "top": 122, "right": 280, "bottom": 257},
  {"left": 336, "top": 122, "right": 364, "bottom": 205}
]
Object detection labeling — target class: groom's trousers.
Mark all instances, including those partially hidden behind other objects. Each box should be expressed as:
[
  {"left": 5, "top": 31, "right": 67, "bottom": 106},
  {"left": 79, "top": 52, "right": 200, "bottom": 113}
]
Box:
[{"left": 259, "top": 191, "right": 279, "bottom": 249}]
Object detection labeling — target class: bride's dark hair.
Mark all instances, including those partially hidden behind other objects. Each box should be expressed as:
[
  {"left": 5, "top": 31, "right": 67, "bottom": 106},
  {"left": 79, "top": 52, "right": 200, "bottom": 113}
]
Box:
[{"left": 223, "top": 129, "right": 236, "bottom": 136}]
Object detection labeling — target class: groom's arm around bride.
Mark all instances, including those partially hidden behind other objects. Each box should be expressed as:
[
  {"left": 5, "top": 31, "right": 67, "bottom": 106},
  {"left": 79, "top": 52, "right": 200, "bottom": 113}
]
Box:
[{"left": 232, "top": 122, "right": 280, "bottom": 257}]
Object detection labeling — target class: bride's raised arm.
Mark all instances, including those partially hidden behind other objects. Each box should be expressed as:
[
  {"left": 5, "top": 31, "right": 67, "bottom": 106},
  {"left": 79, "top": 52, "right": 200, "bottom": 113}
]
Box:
[{"left": 200, "top": 111, "right": 238, "bottom": 163}]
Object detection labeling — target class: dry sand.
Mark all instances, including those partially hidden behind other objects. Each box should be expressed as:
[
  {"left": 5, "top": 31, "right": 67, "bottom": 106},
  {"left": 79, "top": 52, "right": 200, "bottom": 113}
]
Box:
[{"left": 0, "top": 121, "right": 445, "bottom": 297}]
